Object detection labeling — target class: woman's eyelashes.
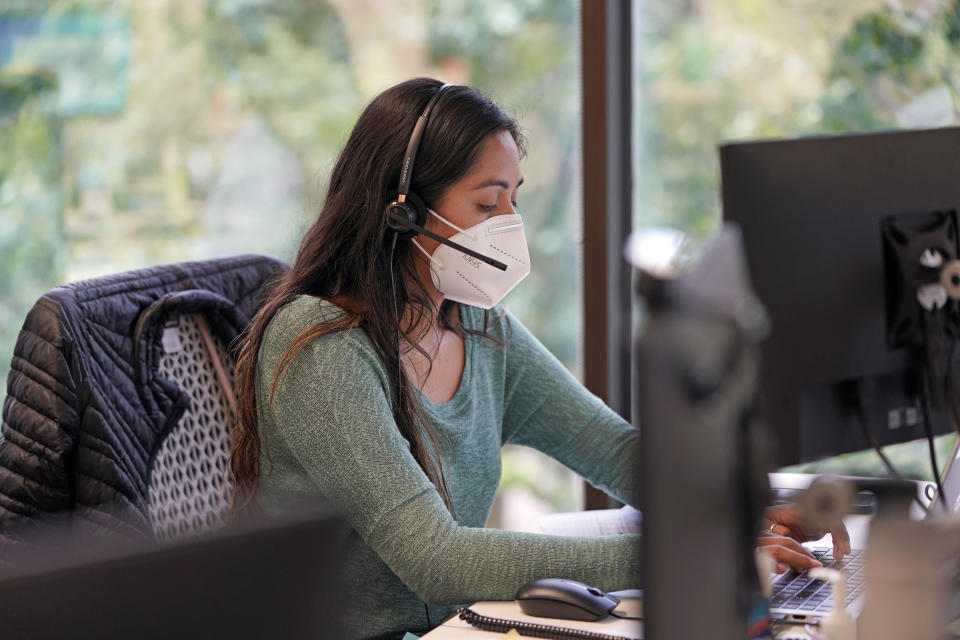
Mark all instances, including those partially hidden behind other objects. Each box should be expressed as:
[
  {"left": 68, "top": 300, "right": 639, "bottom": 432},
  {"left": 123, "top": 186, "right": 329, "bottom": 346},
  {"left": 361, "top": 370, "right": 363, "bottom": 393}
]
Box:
[{"left": 477, "top": 200, "right": 519, "bottom": 214}]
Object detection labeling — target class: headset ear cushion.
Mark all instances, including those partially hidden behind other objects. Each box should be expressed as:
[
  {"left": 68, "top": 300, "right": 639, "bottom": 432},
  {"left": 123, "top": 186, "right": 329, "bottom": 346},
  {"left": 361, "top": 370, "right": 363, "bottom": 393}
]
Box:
[
  {"left": 385, "top": 192, "right": 428, "bottom": 237},
  {"left": 403, "top": 192, "right": 428, "bottom": 227},
  {"left": 385, "top": 201, "right": 415, "bottom": 234}
]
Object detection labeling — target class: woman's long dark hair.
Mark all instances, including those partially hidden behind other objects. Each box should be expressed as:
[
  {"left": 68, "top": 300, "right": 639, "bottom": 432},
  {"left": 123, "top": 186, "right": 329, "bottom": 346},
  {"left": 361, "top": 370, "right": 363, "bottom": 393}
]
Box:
[{"left": 231, "top": 78, "right": 524, "bottom": 511}]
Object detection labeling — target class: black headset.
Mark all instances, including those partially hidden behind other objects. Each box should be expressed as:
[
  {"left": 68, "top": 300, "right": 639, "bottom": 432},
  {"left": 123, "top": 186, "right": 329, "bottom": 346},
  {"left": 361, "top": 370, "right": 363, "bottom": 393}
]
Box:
[{"left": 383, "top": 84, "right": 507, "bottom": 271}]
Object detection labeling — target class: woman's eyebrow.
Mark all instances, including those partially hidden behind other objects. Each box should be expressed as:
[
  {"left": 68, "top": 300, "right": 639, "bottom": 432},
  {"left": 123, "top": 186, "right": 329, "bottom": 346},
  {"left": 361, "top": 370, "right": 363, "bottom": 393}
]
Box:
[{"left": 471, "top": 176, "right": 525, "bottom": 190}]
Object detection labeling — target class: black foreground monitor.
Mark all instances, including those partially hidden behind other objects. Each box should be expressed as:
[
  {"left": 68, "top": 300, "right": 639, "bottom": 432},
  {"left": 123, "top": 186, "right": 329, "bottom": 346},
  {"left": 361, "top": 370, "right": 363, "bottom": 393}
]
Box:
[
  {"left": 721, "top": 127, "right": 960, "bottom": 466},
  {"left": 0, "top": 512, "right": 348, "bottom": 640}
]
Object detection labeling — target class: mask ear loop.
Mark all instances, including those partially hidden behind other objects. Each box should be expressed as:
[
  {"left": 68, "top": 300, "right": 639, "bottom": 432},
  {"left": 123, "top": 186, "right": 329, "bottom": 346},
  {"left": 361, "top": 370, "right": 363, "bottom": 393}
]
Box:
[
  {"left": 410, "top": 238, "right": 445, "bottom": 270},
  {"left": 427, "top": 208, "right": 477, "bottom": 242}
]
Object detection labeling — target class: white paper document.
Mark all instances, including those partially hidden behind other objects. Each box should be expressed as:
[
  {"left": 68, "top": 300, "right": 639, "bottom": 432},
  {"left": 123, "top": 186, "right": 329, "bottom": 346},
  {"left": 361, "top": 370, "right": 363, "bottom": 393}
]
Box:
[{"left": 539, "top": 505, "right": 642, "bottom": 537}]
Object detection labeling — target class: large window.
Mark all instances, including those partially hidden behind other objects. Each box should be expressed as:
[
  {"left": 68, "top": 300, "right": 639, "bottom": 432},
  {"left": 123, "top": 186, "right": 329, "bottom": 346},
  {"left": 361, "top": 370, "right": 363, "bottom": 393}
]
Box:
[
  {"left": 0, "top": 0, "right": 584, "bottom": 525},
  {"left": 632, "top": 0, "right": 960, "bottom": 478}
]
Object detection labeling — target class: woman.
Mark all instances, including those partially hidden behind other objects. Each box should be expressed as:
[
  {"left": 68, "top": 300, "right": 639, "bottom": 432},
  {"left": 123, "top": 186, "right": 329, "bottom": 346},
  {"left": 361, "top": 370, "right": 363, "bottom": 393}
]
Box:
[{"left": 230, "top": 78, "right": 846, "bottom": 639}]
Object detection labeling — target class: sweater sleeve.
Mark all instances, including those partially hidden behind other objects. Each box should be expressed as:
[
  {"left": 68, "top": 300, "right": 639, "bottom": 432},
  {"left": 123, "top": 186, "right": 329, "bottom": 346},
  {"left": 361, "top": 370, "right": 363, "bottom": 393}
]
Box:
[
  {"left": 500, "top": 312, "right": 641, "bottom": 509},
  {"left": 260, "top": 327, "right": 639, "bottom": 606}
]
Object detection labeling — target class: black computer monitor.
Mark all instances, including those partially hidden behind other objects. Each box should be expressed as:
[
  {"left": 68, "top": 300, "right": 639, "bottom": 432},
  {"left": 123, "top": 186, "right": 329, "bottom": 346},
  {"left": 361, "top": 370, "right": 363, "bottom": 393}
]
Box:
[
  {"left": 721, "top": 126, "right": 960, "bottom": 467},
  {"left": 0, "top": 512, "right": 348, "bottom": 640}
]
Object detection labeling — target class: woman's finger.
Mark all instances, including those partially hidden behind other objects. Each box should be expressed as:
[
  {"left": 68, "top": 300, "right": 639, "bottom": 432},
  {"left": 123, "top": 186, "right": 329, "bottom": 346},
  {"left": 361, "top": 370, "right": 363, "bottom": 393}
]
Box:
[
  {"left": 758, "top": 544, "right": 823, "bottom": 573},
  {"left": 830, "top": 522, "right": 852, "bottom": 560},
  {"left": 770, "top": 523, "right": 801, "bottom": 541},
  {"left": 756, "top": 534, "right": 817, "bottom": 561}
]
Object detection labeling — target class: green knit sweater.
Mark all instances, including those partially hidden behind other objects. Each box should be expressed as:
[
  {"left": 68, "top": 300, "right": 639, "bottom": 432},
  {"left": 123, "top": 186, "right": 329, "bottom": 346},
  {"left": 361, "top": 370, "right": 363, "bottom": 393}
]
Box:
[{"left": 256, "top": 295, "right": 641, "bottom": 639}]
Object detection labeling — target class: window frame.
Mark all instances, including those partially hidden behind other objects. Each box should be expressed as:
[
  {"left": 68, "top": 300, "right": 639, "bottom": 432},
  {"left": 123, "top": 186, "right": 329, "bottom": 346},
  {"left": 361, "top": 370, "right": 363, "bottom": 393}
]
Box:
[{"left": 580, "top": 0, "right": 634, "bottom": 509}]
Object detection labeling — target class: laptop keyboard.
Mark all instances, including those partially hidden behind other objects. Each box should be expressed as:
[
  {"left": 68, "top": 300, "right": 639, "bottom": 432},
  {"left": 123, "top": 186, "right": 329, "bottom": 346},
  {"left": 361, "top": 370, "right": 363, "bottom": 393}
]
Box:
[{"left": 770, "top": 547, "right": 865, "bottom": 613}]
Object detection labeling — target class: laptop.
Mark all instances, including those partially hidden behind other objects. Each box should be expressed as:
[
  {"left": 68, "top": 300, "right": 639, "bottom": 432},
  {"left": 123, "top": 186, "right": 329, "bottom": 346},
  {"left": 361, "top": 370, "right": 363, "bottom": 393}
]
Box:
[
  {"left": 0, "top": 511, "right": 348, "bottom": 640},
  {"left": 766, "top": 444, "right": 960, "bottom": 624}
]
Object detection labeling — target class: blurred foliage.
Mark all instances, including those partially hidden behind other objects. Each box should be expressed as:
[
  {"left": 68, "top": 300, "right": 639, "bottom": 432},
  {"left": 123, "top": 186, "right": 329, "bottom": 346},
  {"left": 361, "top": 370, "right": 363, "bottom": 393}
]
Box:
[
  {"left": 0, "top": 0, "right": 580, "bottom": 386},
  {"left": 636, "top": 0, "right": 960, "bottom": 236},
  {"left": 635, "top": 0, "right": 960, "bottom": 479},
  {"left": 196, "top": 1, "right": 359, "bottom": 172},
  {"left": 781, "top": 433, "right": 957, "bottom": 482},
  {"left": 0, "top": 68, "right": 64, "bottom": 387},
  {"left": 499, "top": 444, "right": 582, "bottom": 513}
]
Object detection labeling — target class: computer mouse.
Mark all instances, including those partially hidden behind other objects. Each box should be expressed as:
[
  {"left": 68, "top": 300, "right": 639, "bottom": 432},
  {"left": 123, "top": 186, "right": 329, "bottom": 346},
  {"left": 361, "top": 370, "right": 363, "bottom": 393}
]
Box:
[{"left": 515, "top": 578, "right": 620, "bottom": 621}]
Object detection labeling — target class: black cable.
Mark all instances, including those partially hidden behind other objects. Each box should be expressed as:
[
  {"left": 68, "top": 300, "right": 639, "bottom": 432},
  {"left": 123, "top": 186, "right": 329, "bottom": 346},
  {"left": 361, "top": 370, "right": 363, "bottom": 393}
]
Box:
[
  {"left": 855, "top": 380, "right": 929, "bottom": 514},
  {"left": 457, "top": 608, "right": 636, "bottom": 640},
  {"left": 390, "top": 231, "right": 403, "bottom": 414},
  {"left": 608, "top": 611, "right": 643, "bottom": 621},
  {"left": 856, "top": 416, "right": 906, "bottom": 482},
  {"left": 919, "top": 369, "right": 950, "bottom": 514},
  {"left": 946, "top": 333, "right": 960, "bottom": 436},
  {"left": 854, "top": 381, "right": 906, "bottom": 482},
  {"left": 390, "top": 231, "right": 432, "bottom": 627}
]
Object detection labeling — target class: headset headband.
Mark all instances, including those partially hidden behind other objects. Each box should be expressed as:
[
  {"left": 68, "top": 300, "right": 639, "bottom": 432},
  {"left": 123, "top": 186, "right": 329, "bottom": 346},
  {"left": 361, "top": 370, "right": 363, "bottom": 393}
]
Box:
[{"left": 396, "top": 83, "right": 454, "bottom": 202}]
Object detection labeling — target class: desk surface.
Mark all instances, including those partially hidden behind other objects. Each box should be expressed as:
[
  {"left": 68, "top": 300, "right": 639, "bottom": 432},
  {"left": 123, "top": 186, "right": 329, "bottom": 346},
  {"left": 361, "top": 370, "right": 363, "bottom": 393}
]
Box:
[
  {"left": 423, "top": 485, "right": 877, "bottom": 640},
  {"left": 421, "top": 513, "right": 871, "bottom": 639},
  {"left": 422, "top": 590, "right": 644, "bottom": 639}
]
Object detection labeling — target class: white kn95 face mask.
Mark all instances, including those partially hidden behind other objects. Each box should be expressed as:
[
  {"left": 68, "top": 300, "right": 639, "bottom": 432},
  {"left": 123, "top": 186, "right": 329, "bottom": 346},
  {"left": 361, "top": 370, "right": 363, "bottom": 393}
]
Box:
[{"left": 411, "top": 208, "right": 531, "bottom": 309}]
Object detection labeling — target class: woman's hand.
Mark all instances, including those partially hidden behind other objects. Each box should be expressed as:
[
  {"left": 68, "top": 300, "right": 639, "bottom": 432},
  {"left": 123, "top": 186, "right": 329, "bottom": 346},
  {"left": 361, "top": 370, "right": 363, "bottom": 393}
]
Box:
[
  {"left": 755, "top": 533, "right": 822, "bottom": 574},
  {"left": 757, "top": 503, "right": 851, "bottom": 573}
]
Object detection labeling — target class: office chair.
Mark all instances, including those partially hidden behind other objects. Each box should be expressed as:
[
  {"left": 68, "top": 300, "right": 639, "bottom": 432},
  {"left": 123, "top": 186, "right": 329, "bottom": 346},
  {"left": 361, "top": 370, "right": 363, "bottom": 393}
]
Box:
[
  {"left": 147, "top": 311, "right": 239, "bottom": 540},
  {"left": 0, "top": 254, "right": 287, "bottom": 544}
]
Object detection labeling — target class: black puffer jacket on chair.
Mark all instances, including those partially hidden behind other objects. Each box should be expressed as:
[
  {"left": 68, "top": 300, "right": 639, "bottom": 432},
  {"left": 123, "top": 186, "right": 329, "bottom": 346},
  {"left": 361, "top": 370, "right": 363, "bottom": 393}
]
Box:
[{"left": 0, "top": 254, "right": 286, "bottom": 543}]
